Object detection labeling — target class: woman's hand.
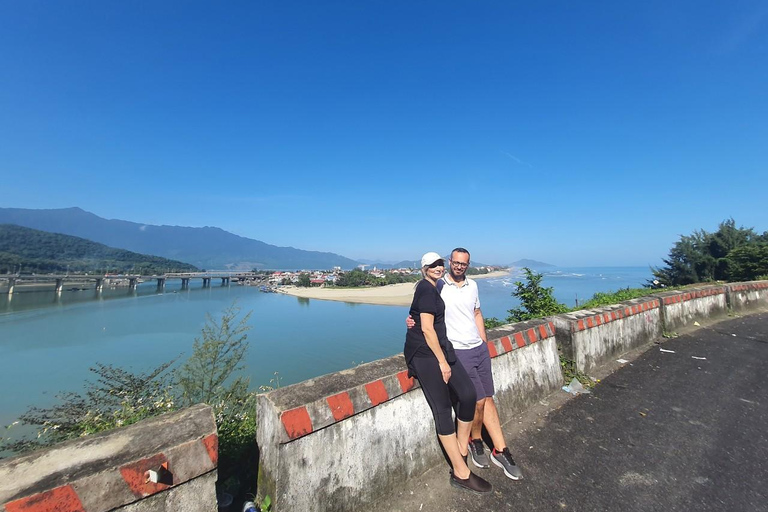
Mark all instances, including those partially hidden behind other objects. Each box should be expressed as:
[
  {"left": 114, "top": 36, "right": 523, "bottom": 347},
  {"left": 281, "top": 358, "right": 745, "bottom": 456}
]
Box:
[{"left": 439, "top": 361, "right": 451, "bottom": 383}]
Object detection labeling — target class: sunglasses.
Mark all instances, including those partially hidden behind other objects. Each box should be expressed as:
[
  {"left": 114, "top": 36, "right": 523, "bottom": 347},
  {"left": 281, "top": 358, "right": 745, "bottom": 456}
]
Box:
[{"left": 427, "top": 260, "right": 444, "bottom": 269}]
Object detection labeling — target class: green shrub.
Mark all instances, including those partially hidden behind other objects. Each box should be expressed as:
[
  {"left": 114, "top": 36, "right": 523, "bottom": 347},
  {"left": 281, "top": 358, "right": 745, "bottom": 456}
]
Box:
[
  {"left": 506, "top": 268, "right": 568, "bottom": 322},
  {"left": 576, "top": 287, "right": 654, "bottom": 310}
]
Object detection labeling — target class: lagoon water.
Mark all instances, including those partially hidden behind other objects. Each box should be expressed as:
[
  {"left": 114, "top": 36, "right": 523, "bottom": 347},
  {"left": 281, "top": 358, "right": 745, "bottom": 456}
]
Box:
[{"left": 0, "top": 266, "right": 650, "bottom": 427}]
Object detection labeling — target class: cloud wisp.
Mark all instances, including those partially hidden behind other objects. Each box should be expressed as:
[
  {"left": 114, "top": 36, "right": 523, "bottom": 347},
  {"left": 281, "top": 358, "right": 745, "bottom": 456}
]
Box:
[{"left": 501, "top": 151, "right": 533, "bottom": 168}]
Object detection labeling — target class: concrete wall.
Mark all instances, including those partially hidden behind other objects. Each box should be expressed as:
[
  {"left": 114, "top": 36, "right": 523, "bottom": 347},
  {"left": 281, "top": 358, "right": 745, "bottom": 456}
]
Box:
[
  {"left": 256, "top": 318, "right": 562, "bottom": 512},
  {"left": 0, "top": 404, "right": 218, "bottom": 512},
  {"left": 655, "top": 285, "right": 729, "bottom": 333},
  {"left": 553, "top": 297, "right": 662, "bottom": 374},
  {"left": 727, "top": 281, "right": 768, "bottom": 313}
]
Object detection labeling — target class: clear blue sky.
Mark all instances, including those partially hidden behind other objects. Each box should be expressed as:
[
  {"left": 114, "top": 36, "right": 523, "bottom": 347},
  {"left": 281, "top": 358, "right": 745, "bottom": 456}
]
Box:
[{"left": 1, "top": 1, "right": 766, "bottom": 266}]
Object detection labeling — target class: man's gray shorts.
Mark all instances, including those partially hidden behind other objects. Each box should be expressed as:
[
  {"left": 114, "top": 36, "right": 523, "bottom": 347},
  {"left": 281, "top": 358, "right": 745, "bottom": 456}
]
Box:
[{"left": 454, "top": 343, "right": 495, "bottom": 400}]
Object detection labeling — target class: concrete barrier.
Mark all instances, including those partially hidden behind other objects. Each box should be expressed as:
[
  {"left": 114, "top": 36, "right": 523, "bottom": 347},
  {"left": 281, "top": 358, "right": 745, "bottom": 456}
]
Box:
[
  {"left": 655, "top": 285, "right": 728, "bottom": 333},
  {"left": 256, "top": 318, "right": 562, "bottom": 512},
  {"left": 0, "top": 404, "right": 218, "bottom": 512},
  {"left": 727, "top": 281, "right": 768, "bottom": 313},
  {"left": 552, "top": 297, "right": 662, "bottom": 373}
]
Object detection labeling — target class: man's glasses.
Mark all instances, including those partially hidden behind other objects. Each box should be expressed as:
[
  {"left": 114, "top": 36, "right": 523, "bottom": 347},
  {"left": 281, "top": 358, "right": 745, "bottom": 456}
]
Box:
[{"left": 450, "top": 261, "right": 469, "bottom": 268}]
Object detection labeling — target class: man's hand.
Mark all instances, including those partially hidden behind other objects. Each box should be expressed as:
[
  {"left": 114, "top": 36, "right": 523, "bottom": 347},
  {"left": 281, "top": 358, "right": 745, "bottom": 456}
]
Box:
[{"left": 405, "top": 314, "right": 416, "bottom": 329}]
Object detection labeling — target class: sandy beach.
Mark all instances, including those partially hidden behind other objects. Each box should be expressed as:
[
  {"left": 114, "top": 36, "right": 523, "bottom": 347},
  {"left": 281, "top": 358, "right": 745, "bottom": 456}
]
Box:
[{"left": 276, "top": 269, "right": 510, "bottom": 306}]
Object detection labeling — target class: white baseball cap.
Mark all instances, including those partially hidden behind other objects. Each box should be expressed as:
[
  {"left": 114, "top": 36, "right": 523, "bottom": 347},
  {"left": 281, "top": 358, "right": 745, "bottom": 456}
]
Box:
[{"left": 421, "top": 252, "right": 444, "bottom": 268}]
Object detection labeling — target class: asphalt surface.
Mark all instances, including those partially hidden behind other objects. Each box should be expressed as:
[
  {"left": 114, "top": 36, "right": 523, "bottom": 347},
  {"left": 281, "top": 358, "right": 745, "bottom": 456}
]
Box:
[{"left": 372, "top": 312, "right": 768, "bottom": 512}]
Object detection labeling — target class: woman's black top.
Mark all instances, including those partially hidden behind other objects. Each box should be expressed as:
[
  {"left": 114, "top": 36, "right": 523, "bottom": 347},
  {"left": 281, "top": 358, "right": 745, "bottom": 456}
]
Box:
[{"left": 404, "top": 279, "right": 457, "bottom": 369}]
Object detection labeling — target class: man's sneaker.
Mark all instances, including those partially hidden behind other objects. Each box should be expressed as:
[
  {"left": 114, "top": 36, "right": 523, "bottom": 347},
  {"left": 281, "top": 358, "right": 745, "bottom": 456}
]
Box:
[
  {"left": 468, "top": 439, "right": 491, "bottom": 468},
  {"left": 491, "top": 447, "right": 523, "bottom": 480},
  {"left": 449, "top": 471, "right": 493, "bottom": 494}
]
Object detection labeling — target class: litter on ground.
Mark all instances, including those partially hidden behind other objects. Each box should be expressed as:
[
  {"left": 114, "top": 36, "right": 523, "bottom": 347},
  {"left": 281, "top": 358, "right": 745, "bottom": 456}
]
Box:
[{"left": 562, "top": 377, "right": 591, "bottom": 395}]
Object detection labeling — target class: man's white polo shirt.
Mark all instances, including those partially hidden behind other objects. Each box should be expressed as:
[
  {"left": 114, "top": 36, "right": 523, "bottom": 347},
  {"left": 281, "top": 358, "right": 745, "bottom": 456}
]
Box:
[{"left": 440, "top": 274, "right": 484, "bottom": 350}]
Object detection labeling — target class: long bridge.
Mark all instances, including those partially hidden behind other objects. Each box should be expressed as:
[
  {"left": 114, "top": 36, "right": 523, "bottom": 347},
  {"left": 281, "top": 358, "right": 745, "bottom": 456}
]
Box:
[{"left": 0, "top": 271, "right": 265, "bottom": 294}]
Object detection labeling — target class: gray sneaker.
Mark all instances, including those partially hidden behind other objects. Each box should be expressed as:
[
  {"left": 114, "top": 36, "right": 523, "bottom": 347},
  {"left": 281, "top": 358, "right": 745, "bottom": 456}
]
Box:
[
  {"left": 492, "top": 448, "right": 523, "bottom": 480},
  {"left": 468, "top": 439, "right": 490, "bottom": 468}
]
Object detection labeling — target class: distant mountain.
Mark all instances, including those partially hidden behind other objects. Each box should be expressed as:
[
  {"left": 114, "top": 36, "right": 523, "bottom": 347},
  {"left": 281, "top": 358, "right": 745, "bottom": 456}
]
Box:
[
  {"left": 356, "top": 258, "right": 398, "bottom": 266},
  {"left": 0, "top": 224, "right": 198, "bottom": 274},
  {"left": 0, "top": 207, "right": 360, "bottom": 270},
  {"left": 373, "top": 258, "right": 496, "bottom": 270},
  {"left": 511, "top": 259, "right": 555, "bottom": 268}
]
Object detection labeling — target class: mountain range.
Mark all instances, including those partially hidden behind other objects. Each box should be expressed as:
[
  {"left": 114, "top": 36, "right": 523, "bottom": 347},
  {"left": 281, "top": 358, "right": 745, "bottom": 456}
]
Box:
[
  {"left": 0, "top": 207, "right": 359, "bottom": 270},
  {"left": 0, "top": 207, "right": 554, "bottom": 270},
  {"left": 0, "top": 224, "right": 197, "bottom": 275}
]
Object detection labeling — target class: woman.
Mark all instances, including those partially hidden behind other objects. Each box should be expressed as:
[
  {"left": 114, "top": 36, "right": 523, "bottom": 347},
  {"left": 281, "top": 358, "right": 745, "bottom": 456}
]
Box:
[{"left": 404, "top": 252, "right": 492, "bottom": 494}]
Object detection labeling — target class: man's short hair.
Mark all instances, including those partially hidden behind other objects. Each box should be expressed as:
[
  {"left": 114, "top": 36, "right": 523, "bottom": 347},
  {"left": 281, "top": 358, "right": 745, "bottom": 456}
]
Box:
[{"left": 451, "top": 247, "right": 470, "bottom": 259}]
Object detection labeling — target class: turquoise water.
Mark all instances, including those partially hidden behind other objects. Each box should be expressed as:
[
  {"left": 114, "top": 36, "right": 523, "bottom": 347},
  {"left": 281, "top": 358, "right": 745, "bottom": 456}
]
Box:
[
  {"left": 479, "top": 266, "right": 653, "bottom": 319},
  {"left": 0, "top": 267, "right": 650, "bottom": 427}
]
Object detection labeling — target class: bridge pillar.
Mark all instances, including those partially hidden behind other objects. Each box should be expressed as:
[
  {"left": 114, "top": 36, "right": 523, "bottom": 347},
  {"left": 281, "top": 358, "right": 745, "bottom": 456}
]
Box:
[
  {"left": 202, "top": 278, "right": 211, "bottom": 288},
  {"left": 221, "top": 277, "right": 229, "bottom": 286},
  {"left": 55, "top": 278, "right": 64, "bottom": 293},
  {"left": 7, "top": 278, "right": 15, "bottom": 295},
  {"left": 157, "top": 278, "right": 166, "bottom": 290},
  {"left": 129, "top": 278, "right": 137, "bottom": 289},
  {"left": 181, "top": 278, "right": 189, "bottom": 289},
  {"left": 95, "top": 278, "right": 103, "bottom": 290}
]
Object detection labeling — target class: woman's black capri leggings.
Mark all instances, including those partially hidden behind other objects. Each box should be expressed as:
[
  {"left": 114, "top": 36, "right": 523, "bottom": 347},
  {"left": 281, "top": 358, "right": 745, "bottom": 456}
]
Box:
[{"left": 410, "top": 355, "right": 477, "bottom": 436}]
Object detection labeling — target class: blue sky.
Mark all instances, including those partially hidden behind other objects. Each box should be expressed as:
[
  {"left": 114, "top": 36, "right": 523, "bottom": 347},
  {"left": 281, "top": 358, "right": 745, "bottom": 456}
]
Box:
[{"left": 1, "top": 1, "right": 766, "bottom": 266}]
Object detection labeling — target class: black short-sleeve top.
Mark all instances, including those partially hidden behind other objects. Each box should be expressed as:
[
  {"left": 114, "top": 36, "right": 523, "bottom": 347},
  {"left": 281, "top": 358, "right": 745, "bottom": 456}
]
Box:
[{"left": 404, "top": 279, "right": 457, "bottom": 365}]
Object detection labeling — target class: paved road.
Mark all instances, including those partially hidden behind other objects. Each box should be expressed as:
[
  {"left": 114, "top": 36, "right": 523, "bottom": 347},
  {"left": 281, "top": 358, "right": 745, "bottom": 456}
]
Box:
[{"left": 373, "top": 312, "right": 768, "bottom": 512}]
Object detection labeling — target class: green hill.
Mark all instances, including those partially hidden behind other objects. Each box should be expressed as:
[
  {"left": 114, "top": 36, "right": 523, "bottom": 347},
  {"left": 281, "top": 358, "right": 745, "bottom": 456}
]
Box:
[
  {"left": 0, "top": 207, "right": 361, "bottom": 270},
  {"left": 0, "top": 224, "right": 198, "bottom": 275}
]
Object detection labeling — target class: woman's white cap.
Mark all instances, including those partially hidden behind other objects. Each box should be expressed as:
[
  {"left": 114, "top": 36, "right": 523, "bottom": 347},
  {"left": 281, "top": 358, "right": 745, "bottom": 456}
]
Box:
[{"left": 421, "top": 252, "right": 444, "bottom": 267}]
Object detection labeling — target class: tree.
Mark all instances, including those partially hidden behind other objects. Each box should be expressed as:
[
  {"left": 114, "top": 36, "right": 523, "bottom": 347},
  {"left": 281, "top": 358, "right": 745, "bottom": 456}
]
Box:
[
  {"left": 1, "top": 360, "right": 177, "bottom": 454},
  {"left": 652, "top": 219, "right": 759, "bottom": 286},
  {"left": 177, "top": 303, "right": 252, "bottom": 406},
  {"left": 506, "top": 268, "right": 568, "bottom": 322},
  {"left": 297, "top": 273, "right": 311, "bottom": 287},
  {"left": 724, "top": 243, "right": 768, "bottom": 281},
  {"left": 335, "top": 268, "right": 383, "bottom": 287}
]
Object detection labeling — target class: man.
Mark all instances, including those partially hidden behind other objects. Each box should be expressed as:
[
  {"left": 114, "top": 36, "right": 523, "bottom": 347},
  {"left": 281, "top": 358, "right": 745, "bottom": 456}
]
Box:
[{"left": 408, "top": 248, "right": 522, "bottom": 480}]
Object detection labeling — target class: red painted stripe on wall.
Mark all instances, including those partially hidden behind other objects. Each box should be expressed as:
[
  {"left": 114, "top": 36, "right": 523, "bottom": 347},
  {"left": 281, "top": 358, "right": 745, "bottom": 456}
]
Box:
[
  {"left": 327, "top": 392, "right": 355, "bottom": 421},
  {"left": 577, "top": 319, "right": 585, "bottom": 331},
  {"left": 281, "top": 407, "right": 313, "bottom": 439},
  {"left": 514, "top": 332, "right": 526, "bottom": 348},
  {"left": 365, "top": 381, "right": 389, "bottom": 406},
  {"left": 397, "top": 370, "right": 415, "bottom": 392},
  {"left": 500, "top": 336, "right": 513, "bottom": 353},
  {"left": 202, "top": 433, "right": 218, "bottom": 465},
  {"left": 538, "top": 325, "right": 548, "bottom": 339},
  {"left": 526, "top": 328, "right": 538, "bottom": 343},
  {"left": 5, "top": 485, "right": 85, "bottom": 512},
  {"left": 487, "top": 341, "right": 498, "bottom": 357},
  {"left": 120, "top": 453, "right": 171, "bottom": 498}
]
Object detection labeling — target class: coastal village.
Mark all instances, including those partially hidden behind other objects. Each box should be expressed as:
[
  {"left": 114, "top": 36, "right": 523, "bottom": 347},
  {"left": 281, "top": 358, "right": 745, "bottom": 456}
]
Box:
[{"left": 261, "top": 264, "right": 506, "bottom": 287}]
